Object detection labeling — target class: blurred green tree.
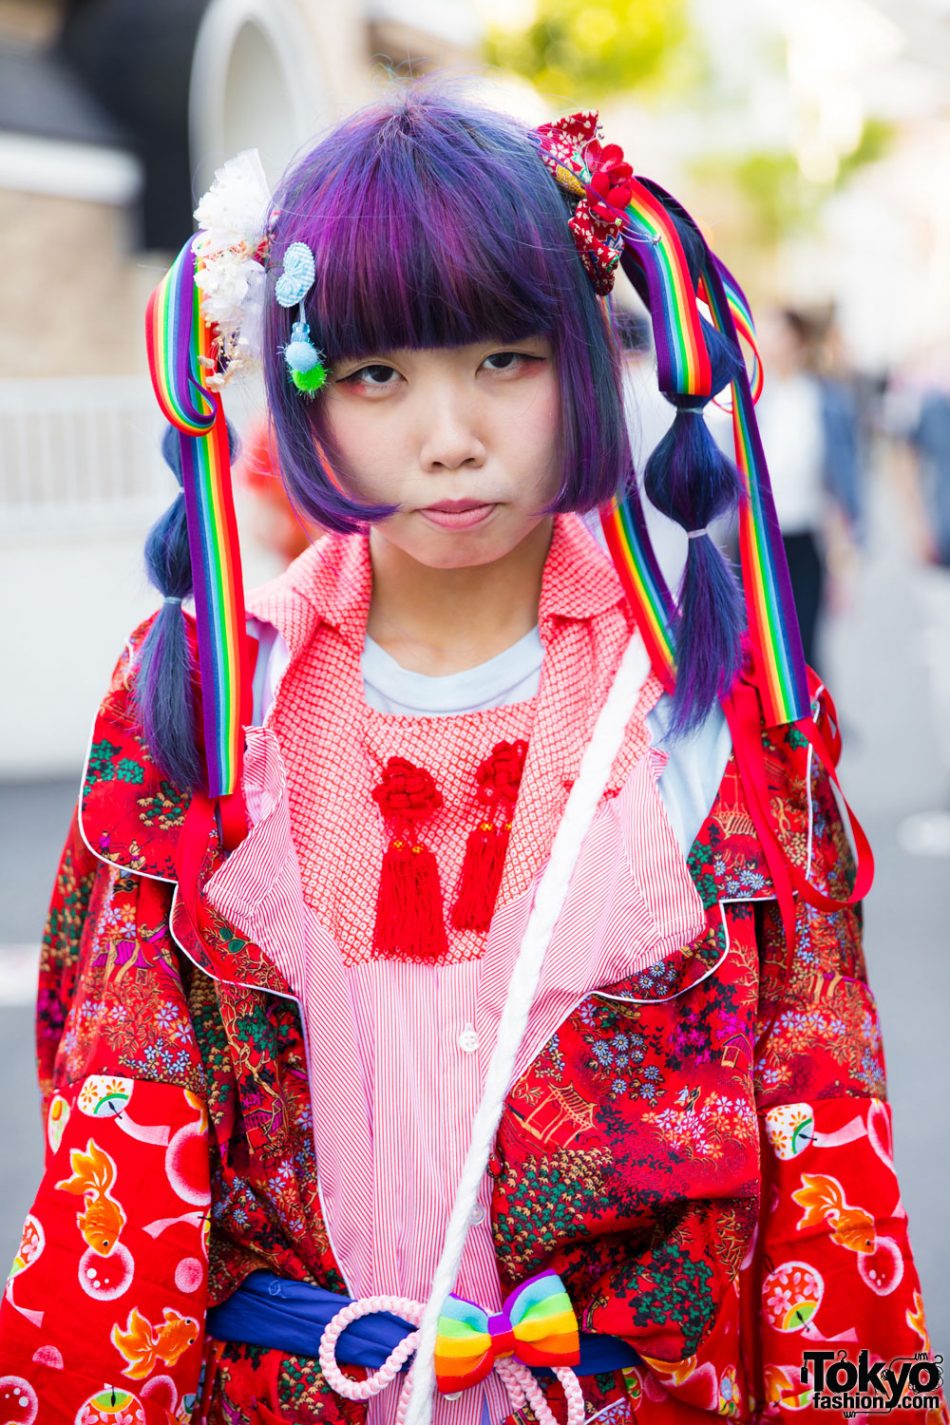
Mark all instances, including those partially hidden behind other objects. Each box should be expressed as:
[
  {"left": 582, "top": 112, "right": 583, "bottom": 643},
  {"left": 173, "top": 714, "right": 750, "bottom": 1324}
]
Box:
[
  {"left": 484, "top": 0, "right": 697, "bottom": 99},
  {"left": 691, "top": 118, "right": 894, "bottom": 247},
  {"left": 485, "top": 4, "right": 893, "bottom": 257}
]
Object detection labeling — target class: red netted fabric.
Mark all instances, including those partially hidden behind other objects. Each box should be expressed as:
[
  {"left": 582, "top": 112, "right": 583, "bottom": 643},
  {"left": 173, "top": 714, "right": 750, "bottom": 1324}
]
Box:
[{"left": 246, "top": 515, "right": 662, "bottom": 967}]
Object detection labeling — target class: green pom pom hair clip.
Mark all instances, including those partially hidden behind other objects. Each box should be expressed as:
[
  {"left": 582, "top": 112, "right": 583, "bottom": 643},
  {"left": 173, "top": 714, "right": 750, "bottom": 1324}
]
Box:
[
  {"left": 286, "top": 320, "right": 328, "bottom": 395},
  {"left": 275, "top": 240, "right": 328, "bottom": 398}
]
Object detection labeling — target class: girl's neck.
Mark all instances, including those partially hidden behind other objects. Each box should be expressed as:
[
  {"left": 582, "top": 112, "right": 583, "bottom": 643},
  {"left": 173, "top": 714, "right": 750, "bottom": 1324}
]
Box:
[{"left": 365, "top": 517, "right": 553, "bottom": 676}]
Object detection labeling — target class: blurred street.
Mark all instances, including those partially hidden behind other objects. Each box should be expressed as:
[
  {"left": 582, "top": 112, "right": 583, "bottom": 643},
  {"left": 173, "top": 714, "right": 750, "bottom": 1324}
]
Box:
[{"left": 0, "top": 453, "right": 948, "bottom": 1358}]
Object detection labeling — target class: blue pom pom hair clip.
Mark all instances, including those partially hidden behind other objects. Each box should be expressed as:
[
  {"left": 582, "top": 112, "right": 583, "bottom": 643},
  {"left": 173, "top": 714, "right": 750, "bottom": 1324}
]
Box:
[{"left": 275, "top": 240, "right": 327, "bottom": 396}]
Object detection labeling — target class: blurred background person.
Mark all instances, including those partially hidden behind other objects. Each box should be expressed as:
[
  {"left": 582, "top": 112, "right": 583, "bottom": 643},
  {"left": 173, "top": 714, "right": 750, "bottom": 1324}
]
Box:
[
  {"left": 886, "top": 349, "right": 950, "bottom": 855},
  {"left": 909, "top": 378, "right": 950, "bottom": 569},
  {"left": 754, "top": 306, "right": 864, "bottom": 672},
  {"left": 235, "top": 417, "right": 316, "bottom": 563}
]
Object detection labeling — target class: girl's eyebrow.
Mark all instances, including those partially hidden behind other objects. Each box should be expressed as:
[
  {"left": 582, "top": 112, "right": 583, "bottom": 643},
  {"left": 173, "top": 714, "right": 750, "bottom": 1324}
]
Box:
[{"left": 333, "top": 338, "right": 552, "bottom": 374}]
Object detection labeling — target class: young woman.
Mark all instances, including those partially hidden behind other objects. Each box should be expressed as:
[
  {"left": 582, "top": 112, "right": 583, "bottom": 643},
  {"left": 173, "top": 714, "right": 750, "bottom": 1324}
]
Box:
[{"left": 1, "top": 90, "right": 944, "bottom": 1425}]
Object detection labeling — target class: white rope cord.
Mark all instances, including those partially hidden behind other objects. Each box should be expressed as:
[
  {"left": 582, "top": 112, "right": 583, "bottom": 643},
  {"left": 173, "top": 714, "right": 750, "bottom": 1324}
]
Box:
[{"left": 400, "top": 633, "right": 651, "bottom": 1425}]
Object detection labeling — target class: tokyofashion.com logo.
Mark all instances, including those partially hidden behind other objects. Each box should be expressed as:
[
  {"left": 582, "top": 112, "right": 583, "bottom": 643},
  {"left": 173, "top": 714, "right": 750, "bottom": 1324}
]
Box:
[{"left": 801, "top": 1349, "right": 944, "bottom": 1413}]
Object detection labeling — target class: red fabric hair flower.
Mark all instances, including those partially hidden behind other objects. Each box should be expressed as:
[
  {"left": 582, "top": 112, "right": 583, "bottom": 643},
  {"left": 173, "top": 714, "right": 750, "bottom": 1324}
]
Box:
[
  {"left": 585, "top": 140, "right": 634, "bottom": 220},
  {"left": 535, "top": 111, "right": 634, "bottom": 296}
]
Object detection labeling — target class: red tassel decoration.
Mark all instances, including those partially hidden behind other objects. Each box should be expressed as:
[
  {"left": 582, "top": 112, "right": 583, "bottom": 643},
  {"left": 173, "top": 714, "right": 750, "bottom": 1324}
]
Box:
[
  {"left": 451, "top": 740, "right": 528, "bottom": 933},
  {"left": 371, "top": 757, "right": 447, "bottom": 959},
  {"left": 451, "top": 819, "right": 512, "bottom": 932}
]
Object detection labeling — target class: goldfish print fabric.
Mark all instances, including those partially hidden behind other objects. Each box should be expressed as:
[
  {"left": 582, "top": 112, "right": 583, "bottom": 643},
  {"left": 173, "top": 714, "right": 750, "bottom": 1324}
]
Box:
[
  {"left": 486, "top": 720, "right": 947, "bottom": 1425},
  {"left": 0, "top": 618, "right": 944, "bottom": 1423},
  {"left": 0, "top": 1076, "right": 208, "bottom": 1421}
]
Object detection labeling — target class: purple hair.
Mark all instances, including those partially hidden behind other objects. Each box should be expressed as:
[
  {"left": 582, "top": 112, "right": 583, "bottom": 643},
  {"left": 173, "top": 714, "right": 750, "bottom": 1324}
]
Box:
[
  {"left": 262, "top": 88, "right": 631, "bottom": 531},
  {"left": 133, "top": 425, "right": 239, "bottom": 792},
  {"left": 626, "top": 186, "right": 748, "bottom": 733},
  {"left": 136, "top": 87, "right": 754, "bottom": 790}
]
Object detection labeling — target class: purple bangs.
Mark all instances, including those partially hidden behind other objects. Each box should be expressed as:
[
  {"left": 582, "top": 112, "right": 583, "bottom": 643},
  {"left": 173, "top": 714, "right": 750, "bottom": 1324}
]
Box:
[{"left": 262, "top": 88, "right": 632, "bottom": 533}]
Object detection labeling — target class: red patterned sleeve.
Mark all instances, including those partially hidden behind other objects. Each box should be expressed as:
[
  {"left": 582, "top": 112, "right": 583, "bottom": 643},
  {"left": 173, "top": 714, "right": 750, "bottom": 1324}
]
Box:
[
  {"left": 745, "top": 750, "right": 947, "bottom": 1421},
  {"left": 0, "top": 790, "right": 210, "bottom": 1419}
]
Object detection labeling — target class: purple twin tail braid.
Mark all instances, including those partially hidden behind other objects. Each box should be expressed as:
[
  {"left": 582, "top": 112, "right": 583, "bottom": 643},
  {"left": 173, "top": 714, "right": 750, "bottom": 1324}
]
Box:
[
  {"left": 619, "top": 182, "right": 750, "bottom": 734},
  {"left": 133, "top": 426, "right": 210, "bottom": 791},
  {"left": 643, "top": 317, "right": 746, "bottom": 735}
]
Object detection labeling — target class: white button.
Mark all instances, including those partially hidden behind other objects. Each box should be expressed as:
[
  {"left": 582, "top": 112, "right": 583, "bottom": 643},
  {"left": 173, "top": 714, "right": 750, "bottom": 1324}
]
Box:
[
  {"left": 458, "top": 1025, "right": 479, "bottom": 1054},
  {"left": 470, "top": 1203, "right": 486, "bottom": 1224}
]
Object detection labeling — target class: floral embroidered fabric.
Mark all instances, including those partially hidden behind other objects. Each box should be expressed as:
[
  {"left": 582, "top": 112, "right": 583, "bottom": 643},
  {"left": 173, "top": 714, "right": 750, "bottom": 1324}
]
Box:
[{"left": 0, "top": 515, "right": 945, "bottom": 1424}]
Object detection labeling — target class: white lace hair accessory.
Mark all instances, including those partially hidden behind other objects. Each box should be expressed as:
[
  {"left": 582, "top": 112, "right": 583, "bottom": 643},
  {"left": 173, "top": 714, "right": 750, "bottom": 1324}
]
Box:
[{"left": 192, "top": 149, "right": 273, "bottom": 388}]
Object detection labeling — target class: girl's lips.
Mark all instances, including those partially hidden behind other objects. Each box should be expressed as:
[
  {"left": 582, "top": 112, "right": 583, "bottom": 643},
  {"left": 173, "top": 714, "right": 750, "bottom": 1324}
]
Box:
[{"left": 417, "top": 503, "right": 497, "bottom": 529}]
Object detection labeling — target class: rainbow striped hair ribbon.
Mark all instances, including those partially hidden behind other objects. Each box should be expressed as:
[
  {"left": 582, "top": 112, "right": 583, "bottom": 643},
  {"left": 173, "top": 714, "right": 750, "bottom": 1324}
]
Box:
[
  {"left": 537, "top": 113, "right": 808, "bottom": 727},
  {"left": 699, "top": 249, "right": 808, "bottom": 724},
  {"left": 145, "top": 235, "right": 251, "bottom": 798},
  {"left": 434, "top": 1269, "right": 580, "bottom": 1395}
]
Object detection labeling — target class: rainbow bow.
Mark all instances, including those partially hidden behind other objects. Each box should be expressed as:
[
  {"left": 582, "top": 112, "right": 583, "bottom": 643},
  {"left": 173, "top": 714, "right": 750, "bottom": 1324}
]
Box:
[{"left": 434, "top": 1270, "right": 579, "bottom": 1394}]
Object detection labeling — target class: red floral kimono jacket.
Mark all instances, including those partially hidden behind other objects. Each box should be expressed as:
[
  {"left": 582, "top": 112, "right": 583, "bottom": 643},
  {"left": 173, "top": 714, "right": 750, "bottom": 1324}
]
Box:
[{"left": 0, "top": 525, "right": 944, "bottom": 1425}]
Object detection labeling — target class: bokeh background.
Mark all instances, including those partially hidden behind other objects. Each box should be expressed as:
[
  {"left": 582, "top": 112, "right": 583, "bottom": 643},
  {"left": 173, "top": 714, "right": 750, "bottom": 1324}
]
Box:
[{"left": 1, "top": 0, "right": 949, "bottom": 1359}]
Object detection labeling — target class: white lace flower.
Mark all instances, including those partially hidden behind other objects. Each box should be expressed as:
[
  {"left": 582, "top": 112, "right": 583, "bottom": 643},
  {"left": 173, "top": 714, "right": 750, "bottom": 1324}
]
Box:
[
  {"left": 194, "top": 247, "right": 262, "bottom": 330},
  {"left": 192, "top": 149, "right": 273, "bottom": 384},
  {"left": 193, "top": 149, "right": 271, "bottom": 250}
]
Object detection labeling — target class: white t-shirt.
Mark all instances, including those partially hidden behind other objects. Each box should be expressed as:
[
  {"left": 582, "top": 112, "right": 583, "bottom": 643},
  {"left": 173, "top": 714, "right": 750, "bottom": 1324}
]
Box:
[
  {"left": 250, "top": 619, "right": 731, "bottom": 855},
  {"left": 362, "top": 629, "right": 543, "bottom": 716}
]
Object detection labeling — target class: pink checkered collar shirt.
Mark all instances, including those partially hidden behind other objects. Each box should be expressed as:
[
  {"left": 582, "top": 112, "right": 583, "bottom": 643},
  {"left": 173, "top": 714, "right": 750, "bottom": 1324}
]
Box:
[{"left": 205, "top": 514, "right": 705, "bottom": 1425}]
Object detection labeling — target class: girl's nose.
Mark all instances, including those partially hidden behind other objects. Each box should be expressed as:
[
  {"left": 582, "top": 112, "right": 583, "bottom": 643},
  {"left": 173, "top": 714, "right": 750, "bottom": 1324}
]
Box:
[{"left": 418, "top": 388, "right": 486, "bottom": 473}]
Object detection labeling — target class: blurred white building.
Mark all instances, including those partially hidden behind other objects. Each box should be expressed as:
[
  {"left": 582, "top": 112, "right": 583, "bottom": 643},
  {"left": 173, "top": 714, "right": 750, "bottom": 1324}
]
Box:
[
  {"left": 3, "top": 0, "right": 950, "bottom": 776},
  {"left": 0, "top": 0, "right": 483, "bottom": 777}
]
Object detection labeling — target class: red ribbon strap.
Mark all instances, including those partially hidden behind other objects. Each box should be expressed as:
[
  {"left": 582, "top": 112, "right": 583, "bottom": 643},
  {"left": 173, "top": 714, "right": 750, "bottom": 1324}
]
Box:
[{"left": 723, "top": 670, "right": 874, "bottom": 953}]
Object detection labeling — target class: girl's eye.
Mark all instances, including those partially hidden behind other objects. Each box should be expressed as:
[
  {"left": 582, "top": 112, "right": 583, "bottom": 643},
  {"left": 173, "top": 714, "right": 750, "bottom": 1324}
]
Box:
[
  {"left": 482, "top": 351, "right": 531, "bottom": 372},
  {"left": 343, "top": 364, "right": 400, "bottom": 388}
]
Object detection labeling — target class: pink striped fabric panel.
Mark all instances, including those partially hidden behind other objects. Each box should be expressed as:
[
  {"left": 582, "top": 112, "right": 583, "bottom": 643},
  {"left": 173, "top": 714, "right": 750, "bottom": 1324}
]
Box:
[{"left": 205, "top": 719, "right": 703, "bottom": 1425}]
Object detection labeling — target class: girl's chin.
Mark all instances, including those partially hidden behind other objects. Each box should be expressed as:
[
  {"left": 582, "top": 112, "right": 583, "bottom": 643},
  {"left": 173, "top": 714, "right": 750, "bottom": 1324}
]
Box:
[
  {"left": 404, "top": 524, "right": 525, "bottom": 570},
  {"left": 372, "top": 507, "right": 550, "bottom": 570}
]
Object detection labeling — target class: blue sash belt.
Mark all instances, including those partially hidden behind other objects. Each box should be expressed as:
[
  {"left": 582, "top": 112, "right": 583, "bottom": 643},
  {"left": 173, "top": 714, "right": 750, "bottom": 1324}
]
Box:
[{"left": 207, "top": 1271, "right": 640, "bottom": 1376}]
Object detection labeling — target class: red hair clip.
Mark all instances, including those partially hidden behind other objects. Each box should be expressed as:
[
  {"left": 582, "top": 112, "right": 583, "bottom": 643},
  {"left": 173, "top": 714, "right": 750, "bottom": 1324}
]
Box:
[{"left": 536, "top": 111, "right": 632, "bottom": 295}]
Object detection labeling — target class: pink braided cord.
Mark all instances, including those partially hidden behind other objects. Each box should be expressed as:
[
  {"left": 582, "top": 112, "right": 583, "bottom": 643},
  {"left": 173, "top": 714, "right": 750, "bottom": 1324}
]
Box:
[
  {"left": 496, "top": 1358, "right": 585, "bottom": 1425},
  {"left": 318, "top": 1294, "right": 585, "bottom": 1424},
  {"left": 318, "top": 1295, "right": 422, "bottom": 1403}
]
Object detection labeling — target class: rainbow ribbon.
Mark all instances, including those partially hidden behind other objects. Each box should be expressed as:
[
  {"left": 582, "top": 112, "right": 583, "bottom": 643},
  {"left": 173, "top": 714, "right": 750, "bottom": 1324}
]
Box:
[
  {"left": 701, "top": 267, "right": 764, "bottom": 404},
  {"left": 618, "top": 177, "right": 713, "bottom": 402},
  {"left": 598, "top": 239, "right": 782, "bottom": 702},
  {"left": 433, "top": 1270, "right": 580, "bottom": 1394},
  {"left": 145, "top": 236, "right": 250, "bottom": 797},
  {"left": 600, "top": 488, "right": 677, "bottom": 695},
  {"left": 615, "top": 178, "right": 807, "bottom": 725},
  {"left": 597, "top": 178, "right": 804, "bottom": 725},
  {"left": 700, "top": 251, "right": 809, "bottom": 724},
  {"left": 540, "top": 117, "right": 808, "bottom": 726},
  {"left": 599, "top": 247, "right": 807, "bottom": 722}
]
